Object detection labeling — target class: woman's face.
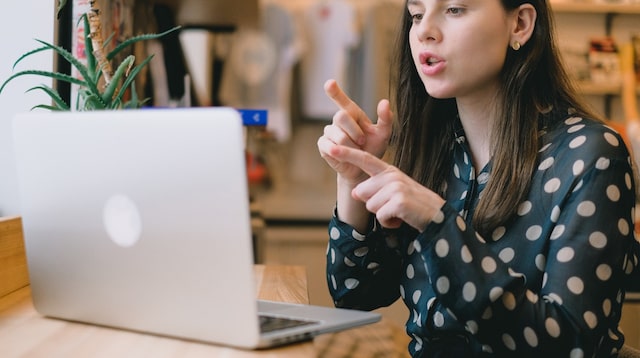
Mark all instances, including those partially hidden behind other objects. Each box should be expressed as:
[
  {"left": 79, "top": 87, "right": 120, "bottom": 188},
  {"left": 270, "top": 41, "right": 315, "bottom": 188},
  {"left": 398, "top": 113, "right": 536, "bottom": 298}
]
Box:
[{"left": 407, "top": 0, "right": 516, "bottom": 102}]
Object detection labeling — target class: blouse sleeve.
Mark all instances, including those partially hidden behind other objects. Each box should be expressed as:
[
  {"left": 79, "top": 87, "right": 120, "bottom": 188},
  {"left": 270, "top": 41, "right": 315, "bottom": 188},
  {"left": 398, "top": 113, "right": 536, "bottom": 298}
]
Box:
[
  {"left": 414, "top": 129, "right": 636, "bottom": 355},
  {"left": 326, "top": 207, "right": 404, "bottom": 311}
]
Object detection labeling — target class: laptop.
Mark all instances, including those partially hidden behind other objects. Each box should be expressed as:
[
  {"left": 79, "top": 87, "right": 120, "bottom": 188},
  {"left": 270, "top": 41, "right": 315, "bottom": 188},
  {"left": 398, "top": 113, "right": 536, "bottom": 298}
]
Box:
[{"left": 11, "top": 107, "right": 381, "bottom": 349}]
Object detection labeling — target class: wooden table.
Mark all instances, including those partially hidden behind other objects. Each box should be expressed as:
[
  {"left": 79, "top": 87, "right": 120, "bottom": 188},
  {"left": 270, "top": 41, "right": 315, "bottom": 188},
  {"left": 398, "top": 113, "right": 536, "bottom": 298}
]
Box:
[{"left": 0, "top": 216, "right": 316, "bottom": 357}]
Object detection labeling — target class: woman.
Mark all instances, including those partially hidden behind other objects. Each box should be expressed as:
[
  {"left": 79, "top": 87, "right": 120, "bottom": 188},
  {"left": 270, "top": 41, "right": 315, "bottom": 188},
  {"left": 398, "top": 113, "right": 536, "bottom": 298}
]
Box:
[{"left": 317, "top": 0, "right": 638, "bottom": 356}]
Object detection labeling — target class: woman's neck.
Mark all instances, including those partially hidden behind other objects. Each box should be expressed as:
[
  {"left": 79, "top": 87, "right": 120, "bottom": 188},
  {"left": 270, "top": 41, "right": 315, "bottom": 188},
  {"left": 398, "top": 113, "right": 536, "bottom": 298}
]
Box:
[{"left": 456, "top": 99, "right": 497, "bottom": 172}]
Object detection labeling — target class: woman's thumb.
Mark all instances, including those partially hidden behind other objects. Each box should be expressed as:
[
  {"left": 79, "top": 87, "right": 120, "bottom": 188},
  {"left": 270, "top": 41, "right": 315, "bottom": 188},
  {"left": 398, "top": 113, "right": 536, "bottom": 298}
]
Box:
[{"left": 376, "top": 99, "right": 394, "bottom": 132}]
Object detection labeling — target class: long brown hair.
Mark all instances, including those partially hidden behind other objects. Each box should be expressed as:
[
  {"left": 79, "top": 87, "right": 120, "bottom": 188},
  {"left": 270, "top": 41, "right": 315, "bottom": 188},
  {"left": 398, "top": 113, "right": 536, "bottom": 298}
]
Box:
[{"left": 390, "top": 0, "right": 600, "bottom": 237}]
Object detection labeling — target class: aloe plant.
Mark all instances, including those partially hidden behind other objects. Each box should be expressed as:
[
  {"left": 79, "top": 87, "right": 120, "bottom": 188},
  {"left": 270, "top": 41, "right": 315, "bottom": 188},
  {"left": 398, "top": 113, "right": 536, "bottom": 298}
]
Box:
[{"left": 0, "top": 0, "right": 179, "bottom": 110}]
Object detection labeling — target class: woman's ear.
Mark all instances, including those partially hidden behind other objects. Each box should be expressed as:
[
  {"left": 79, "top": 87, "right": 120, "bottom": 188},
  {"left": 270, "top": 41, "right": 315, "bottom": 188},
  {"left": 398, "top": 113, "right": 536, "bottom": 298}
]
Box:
[{"left": 510, "top": 4, "right": 536, "bottom": 49}]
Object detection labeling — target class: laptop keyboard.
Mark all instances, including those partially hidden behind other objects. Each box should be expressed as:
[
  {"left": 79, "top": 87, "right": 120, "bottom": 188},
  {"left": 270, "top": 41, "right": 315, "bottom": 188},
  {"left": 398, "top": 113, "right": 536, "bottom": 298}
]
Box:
[{"left": 259, "top": 314, "right": 318, "bottom": 333}]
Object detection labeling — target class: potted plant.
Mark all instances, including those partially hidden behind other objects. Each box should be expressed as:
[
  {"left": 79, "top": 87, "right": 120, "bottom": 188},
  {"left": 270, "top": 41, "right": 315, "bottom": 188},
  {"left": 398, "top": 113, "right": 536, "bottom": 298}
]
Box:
[{"left": 0, "top": 0, "right": 179, "bottom": 110}]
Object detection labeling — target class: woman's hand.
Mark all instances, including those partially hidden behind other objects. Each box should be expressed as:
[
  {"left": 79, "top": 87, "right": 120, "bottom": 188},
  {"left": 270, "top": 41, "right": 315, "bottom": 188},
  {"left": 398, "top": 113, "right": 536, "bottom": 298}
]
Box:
[
  {"left": 317, "top": 79, "right": 393, "bottom": 186},
  {"left": 328, "top": 144, "right": 446, "bottom": 232}
]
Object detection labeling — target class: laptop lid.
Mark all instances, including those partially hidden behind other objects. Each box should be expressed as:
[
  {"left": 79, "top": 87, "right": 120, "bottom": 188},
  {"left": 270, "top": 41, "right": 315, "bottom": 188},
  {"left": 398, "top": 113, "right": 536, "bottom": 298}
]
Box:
[{"left": 12, "top": 107, "right": 380, "bottom": 349}]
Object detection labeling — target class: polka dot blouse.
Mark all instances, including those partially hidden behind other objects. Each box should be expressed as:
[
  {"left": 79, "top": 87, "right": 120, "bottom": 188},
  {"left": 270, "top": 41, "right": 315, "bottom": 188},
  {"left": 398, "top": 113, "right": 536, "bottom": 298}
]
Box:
[{"left": 326, "top": 109, "right": 639, "bottom": 357}]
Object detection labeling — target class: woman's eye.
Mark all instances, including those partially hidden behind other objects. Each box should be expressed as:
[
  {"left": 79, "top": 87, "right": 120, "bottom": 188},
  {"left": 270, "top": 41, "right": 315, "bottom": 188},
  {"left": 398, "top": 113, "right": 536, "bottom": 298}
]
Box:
[
  {"left": 410, "top": 13, "right": 424, "bottom": 23},
  {"left": 446, "top": 7, "right": 463, "bottom": 15}
]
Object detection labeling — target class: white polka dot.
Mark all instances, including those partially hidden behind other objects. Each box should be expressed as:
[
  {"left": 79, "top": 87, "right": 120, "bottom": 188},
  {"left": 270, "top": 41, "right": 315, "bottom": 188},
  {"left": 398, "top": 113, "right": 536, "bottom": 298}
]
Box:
[
  {"left": 407, "top": 241, "right": 416, "bottom": 255},
  {"left": 596, "top": 157, "right": 611, "bottom": 170},
  {"left": 482, "top": 257, "right": 497, "bottom": 273},
  {"left": 551, "top": 225, "right": 565, "bottom": 240},
  {"left": 567, "top": 276, "right": 584, "bottom": 294},
  {"left": 406, "top": 264, "right": 415, "bottom": 279},
  {"left": 482, "top": 306, "right": 493, "bottom": 319},
  {"left": 499, "top": 248, "right": 515, "bottom": 263},
  {"left": 569, "top": 136, "right": 587, "bottom": 149},
  {"left": 544, "top": 178, "right": 562, "bottom": 193},
  {"left": 456, "top": 216, "right": 467, "bottom": 231},
  {"left": 367, "top": 262, "right": 380, "bottom": 270},
  {"left": 573, "top": 160, "right": 585, "bottom": 175},
  {"left": 607, "top": 185, "right": 621, "bottom": 202},
  {"left": 603, "top": 299, "right": 612, "bottom": 317},
  {"left": 345, "top": 278, "right": 359, "bottom": 289},
  {"left": 503, "top": 291, "right": 516, "bottom": 310},
  {"left": 597, "top": 264, "right": 612, "bottom": 281},
  {"left": 539, "top": 157, "right": 554, "bottom": 171},
  {"left": 535, "top": 254, "right": 546, "bottom": 271},
  {"left": 436, "top": 276, "right": 450, "bottom": 294},
  {"left": 526, "top": 225, "right": 543, "bottom": 241},
  {"left": 604, "top": 132, "right": 620, "bottom": 147},
  {"left": 432, "top": 210, "right": 445, "bottom": 224},
  {"left": 551, "top": 206, "right": 561, "bottom": 223},
  {"left": 545, "top": 317, "right": 561, "bottom": 337},
  {"left": 584, "top": 311, "right": 598, "bottom": 329},
  {"left": 573, "top": 179, "right": 584, "bottom": 192},
  {"left": 545, "top": 293, "right": 564, "bottom": 305},
  {"left": 492, "top": 226, "right": 506, "bottom": 241},
  {"left": 413, "top": 240, "right": 422, "bottom": 253},
  {"left": 619, "top": 219, "right": 630, "bottom": 236},
  {"left": 466, "top": 320, "right": 478, "bottom": 334},
  {"left": 352, "top": 230, "right": 366, "bottom": 241},
  {"left": 454, "top": 164, "right": 460, "bottom": 178},
  {"left": 626, "top": 172, "right": 633, "bottom": 190},
  {"left": 589, "top": 232, "right": 607, "bottom": 249},
  {"left": 344, "top": 256, "right": 355, "bottom": 267},
  {"left": 463, "top": 282, "right": 477, "bottom": 302},
  {"left": 577, "top": 201, "right": 596, "bottom": 217},
  {"left": 502, "top": 333, "right": 516, "bottom": 351},
  {"left": 570, "top": 348, "right": 585, "bottom": 358},
  {"left": 557, "top": 247, "right": 575, "bottom": 262},
  {"left": 434, "top": 311, "right": 444, "bottom": 327},
  {"left": 331, "top": 275, "right": 337, "bottom": 290},
  {"left": 435, "top": 239, "right": 449, "bottom": 257},
  {"left": 478, "top": 172, "right": 490, "bottom": 185},
  {"left": 568, "top": 124, "right": 585, "bottom": 133},
  {"left": 524, "top": 327, "right": 539, "bottom": 347},
  {"left": 540, "top": 143, "right": 552, "bottom": 152},
  {"left": 489, "top": 287, "right": 503, "bottom": 302},
  {"left": 331, "top": 249, "right": 336, "bottom": 264},
  {"left": 461, "top": 245, "right": 473, "bottom": 263},
  {"left": 518, "top": 201, "right": 533, "bottom": 216},
  {"left": 526, "top": 290, "right": 539, "bottom": 303},
  {"left": 400, "top": 285, "right": 406, "bottom": 299},
  {"left": 354, "top": 247, "right": 369, "bottom": 257},
  {"left": 566, "top": 116, "right": 582, "bottom": 125},
  {"left": 412, "top": 290, "right": 422, "bottom": 304},
  {"left": 330, "top": 227, "right": 340, "bottom": 240}
]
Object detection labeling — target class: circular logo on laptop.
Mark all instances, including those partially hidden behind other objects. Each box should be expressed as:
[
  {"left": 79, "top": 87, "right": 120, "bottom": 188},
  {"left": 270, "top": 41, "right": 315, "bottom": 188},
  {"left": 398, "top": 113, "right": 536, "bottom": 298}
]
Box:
[{"left": 102, "top": 194, "right": 142, "bottom": 247}]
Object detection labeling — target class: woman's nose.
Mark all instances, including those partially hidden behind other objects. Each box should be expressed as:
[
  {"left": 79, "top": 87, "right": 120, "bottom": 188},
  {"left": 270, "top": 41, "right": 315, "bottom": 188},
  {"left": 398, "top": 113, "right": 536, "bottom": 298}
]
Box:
[{"left": 416, "top": 14, "right": 441, "bottom": 42}]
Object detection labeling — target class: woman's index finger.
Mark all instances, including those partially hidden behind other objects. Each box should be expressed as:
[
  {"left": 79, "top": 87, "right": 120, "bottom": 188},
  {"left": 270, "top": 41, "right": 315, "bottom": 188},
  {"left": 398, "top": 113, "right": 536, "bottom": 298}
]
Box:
[{"left": 324, "top": 79, "right": 366, "bottom": 122}]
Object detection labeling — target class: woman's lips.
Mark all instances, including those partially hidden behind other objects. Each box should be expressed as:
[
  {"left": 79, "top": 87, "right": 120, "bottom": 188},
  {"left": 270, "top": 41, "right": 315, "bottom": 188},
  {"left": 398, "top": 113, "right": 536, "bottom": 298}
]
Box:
[{"left": 419, "top": 52, "right": 445, "bottom": 76}]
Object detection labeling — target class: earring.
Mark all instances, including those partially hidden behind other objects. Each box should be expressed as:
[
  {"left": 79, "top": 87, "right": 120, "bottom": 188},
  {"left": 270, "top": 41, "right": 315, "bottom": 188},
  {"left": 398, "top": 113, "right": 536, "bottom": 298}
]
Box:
[{"left": 511, "top": 41, "right": 521, "bottom": 51}]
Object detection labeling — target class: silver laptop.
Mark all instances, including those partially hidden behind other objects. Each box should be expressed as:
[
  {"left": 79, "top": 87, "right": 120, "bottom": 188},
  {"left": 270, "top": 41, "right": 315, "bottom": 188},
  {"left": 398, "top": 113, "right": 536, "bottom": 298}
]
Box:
[{"left": 12, "top": 107, "right": 380, "bottom": 349}]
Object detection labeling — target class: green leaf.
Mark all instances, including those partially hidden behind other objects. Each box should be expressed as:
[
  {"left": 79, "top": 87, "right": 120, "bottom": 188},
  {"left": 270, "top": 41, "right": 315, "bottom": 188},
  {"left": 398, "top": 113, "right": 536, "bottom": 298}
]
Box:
[
  {"left": 31, "top": 104, "right": 65, "bottom": 111},
  {"left": 25, "top": 85, "right": 70, "bottom": 110},
  {"left": 33, "top": 39, "right": 101, "bottom": 97},
  {"left": 82, "top": 14, "right": 97, "bottom": 81},
  {"left": 101, "top": 55, "right": 135, "bottom": 105},
  {"left": 12, "top": 46, "right": 50, "bottom": 70},
  {"left": 0, "top": 70, "right": 87, "bottom": 95},
  {"left": 107, "top": 26, "right": 181, "bottom": 61},
  {"left": 82, "top": 93, "right": 108, "bottom": 110},
  {"left": 112, "top": 55, "right": 154, "bottom": 106}
]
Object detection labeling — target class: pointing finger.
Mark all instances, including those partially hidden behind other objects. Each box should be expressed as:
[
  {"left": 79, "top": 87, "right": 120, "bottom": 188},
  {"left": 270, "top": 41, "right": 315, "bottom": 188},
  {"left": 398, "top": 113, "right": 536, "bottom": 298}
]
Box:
[
  {"left": 324, "top": 79, "right": 368, "bottom": 124},
  {"left": 329, "top": 144, "right": 389, "bottom": 177}
]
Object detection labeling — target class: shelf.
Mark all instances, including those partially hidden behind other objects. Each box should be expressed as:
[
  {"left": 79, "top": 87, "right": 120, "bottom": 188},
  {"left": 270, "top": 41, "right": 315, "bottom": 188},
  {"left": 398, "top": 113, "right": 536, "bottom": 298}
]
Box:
[{"left": 551, "top": 1, "right": 640, "bottom": 14}]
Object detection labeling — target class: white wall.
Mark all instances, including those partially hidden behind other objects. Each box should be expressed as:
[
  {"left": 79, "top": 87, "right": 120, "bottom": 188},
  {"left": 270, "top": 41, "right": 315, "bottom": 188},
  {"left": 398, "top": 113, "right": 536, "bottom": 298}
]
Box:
[{"left": 0, "top": 1, "right": 53, "bottom": 216}]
